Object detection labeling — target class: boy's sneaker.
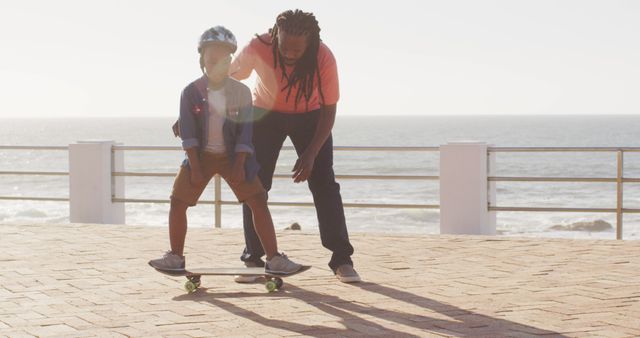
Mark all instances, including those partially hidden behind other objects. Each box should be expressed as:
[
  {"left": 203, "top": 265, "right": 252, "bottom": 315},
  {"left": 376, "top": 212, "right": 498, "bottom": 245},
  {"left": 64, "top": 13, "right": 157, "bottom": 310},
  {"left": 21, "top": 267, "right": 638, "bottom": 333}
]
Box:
[
  {"left": 234, "top": 260, "right": 264, "bottom": 283},
  {"left": 335, "top": 264, "right": 361, "bottom": 283},
  {"left": 265, "top": 253, "right": 302, "bottom": 275},
  {"left": 148, "top": 251, "right": 185, "bottom": 271}
]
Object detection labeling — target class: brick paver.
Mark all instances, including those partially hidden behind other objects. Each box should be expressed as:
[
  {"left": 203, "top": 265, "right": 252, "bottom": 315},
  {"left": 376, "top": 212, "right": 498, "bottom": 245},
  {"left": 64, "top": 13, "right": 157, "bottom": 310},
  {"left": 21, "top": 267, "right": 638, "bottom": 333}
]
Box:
[{"left": 1, "top": 223, "right": 639, "bottom": 337}]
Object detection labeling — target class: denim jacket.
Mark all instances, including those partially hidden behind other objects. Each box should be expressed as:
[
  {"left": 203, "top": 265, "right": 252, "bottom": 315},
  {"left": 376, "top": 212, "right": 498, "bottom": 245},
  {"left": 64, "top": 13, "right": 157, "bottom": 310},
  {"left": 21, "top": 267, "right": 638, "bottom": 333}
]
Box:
[{"left": 178, "top": 75, "right": 260, "bottom": 180}]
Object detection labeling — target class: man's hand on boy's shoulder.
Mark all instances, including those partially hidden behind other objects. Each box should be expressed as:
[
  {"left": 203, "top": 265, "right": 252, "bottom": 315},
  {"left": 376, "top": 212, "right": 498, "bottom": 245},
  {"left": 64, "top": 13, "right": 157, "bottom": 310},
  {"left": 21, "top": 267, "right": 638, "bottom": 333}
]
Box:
[{"left": 172, "top": 120, "right": 180, "bottom": 137}]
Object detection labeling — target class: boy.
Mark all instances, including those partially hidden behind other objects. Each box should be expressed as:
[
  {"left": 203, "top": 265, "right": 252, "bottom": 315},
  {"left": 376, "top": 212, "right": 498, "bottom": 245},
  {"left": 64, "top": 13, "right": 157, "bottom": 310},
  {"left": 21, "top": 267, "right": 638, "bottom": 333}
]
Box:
[{"left": 149, "top": 26, "right": 302, "bottom": 275}]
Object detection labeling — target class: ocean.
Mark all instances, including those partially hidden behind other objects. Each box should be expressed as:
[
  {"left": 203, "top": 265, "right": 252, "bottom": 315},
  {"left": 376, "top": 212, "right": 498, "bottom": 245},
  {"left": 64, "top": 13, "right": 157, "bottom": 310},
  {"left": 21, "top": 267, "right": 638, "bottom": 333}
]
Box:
[{"left": 2, "top": 115, "right": 640, "bottom": 240}]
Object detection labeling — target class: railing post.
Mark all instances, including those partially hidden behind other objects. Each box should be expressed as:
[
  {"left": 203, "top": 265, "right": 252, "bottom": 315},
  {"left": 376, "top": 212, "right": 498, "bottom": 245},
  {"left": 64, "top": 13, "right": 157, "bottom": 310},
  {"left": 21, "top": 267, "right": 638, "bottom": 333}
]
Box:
[
  {"left": 616, "top": 150, "right": 623, "bottom": 240},
  {"left": 69, "top": 140, "right": 125, "bottom": 224},
  {"left": 214, "top": 175, "right": 222, "bottom": 228},
  {"left": 488, "top": 148, "right": 497, "bottom": 224},
  {"left": 439, "top": 141, "right": 496, "bottom": 235}
]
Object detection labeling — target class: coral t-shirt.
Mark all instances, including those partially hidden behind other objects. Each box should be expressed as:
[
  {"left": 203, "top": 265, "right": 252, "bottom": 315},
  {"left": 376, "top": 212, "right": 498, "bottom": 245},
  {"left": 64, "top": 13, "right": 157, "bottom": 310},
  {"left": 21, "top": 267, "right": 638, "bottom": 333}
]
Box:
[{"left": 230, "top": 33, "right": 339, "bottom": 113}]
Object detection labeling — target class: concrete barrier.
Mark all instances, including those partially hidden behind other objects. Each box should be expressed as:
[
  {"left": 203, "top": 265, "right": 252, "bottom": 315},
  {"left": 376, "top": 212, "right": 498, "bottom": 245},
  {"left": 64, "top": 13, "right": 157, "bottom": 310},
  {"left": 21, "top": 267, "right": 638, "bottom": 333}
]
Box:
[
  {"left": 440, "top": 141, "right": 496, "bottom": 235},
  {"left": 69, "top": 140, "right": 124, "bottom": 224}
]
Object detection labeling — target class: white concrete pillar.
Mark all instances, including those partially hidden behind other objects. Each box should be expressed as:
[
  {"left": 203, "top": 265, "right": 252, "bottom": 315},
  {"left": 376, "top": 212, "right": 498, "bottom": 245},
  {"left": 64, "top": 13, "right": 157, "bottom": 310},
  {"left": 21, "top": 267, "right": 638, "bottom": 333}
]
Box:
[
  {"left": 440, "top": 141, "right": 496, "bottom": 235},
  {"left": 69, "top": 140, "right": 125, "bottom": 224}
]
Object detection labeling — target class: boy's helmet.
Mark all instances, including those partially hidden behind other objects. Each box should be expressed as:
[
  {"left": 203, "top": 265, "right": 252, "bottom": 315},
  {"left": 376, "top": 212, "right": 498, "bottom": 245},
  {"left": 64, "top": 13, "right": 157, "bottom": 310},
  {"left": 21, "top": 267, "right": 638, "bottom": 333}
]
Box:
[{"left": 198, "top": 26, "right": 237, "bottom": 54}]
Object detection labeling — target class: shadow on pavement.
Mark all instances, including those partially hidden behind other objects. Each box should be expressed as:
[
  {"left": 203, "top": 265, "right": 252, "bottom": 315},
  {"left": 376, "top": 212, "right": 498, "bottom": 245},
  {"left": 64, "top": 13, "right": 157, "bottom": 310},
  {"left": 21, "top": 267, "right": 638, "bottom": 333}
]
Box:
[{"left": 174, "top": 280, "right": 568, "bottom": 337}]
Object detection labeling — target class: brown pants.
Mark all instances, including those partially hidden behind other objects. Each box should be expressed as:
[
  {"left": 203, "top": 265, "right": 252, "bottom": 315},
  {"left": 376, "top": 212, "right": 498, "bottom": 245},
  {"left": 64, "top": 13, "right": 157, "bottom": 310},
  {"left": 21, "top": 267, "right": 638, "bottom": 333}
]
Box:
[{"left": 171, "top": 152, "right": 265, "bottom": 206}]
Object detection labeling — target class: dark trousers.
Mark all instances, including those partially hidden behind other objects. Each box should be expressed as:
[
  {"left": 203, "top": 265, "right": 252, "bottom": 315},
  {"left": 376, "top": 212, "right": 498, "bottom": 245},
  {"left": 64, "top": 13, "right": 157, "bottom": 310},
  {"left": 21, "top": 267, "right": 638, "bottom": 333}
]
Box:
[{"left": 241, "top": 109, "right": 354, "bottom": 271}]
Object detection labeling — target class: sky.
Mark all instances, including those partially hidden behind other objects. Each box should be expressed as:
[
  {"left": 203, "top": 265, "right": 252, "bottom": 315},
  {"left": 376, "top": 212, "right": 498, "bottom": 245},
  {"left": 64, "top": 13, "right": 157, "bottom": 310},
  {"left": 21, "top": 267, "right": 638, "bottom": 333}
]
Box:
[{"left": 0, "top": 0, "right": 639, "bottom": 118}]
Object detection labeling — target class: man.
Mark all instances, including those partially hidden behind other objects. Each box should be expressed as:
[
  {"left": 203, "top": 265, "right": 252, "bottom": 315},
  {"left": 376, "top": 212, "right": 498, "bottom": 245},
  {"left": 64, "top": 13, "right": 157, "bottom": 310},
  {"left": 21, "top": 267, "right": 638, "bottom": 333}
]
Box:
[{"left": 231, "top": 9, "right": 360, "bottom": 283}]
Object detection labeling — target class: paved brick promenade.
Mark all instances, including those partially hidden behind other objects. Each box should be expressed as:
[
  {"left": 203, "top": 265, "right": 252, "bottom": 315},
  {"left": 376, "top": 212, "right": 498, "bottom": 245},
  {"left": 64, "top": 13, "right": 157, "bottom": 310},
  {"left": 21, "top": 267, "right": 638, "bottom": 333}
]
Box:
[{"left": 1, "top": 223, "right": 639, "bottom": 337}]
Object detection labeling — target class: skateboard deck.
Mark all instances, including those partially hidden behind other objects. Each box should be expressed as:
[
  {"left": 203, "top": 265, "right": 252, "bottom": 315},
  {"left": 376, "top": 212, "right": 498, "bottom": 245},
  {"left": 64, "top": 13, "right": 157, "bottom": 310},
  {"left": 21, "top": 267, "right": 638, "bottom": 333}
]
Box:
[{"left": 154, "top": 265, "right": 311, "bottom": 293}]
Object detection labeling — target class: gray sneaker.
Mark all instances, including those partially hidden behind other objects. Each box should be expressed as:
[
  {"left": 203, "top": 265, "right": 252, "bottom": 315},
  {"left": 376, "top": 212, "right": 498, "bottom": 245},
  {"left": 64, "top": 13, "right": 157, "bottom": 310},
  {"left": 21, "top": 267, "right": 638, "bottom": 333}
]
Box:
[
  {"left": 335, "top": 264, "right": 361, "bottom": 283},
  {"left": 234, "top": 261, "right": 263, "bottom": 283},
  {"left": 266, "top": 253, "right": 302, "bottom": 275},
  {"left": 148, "top": 251, "right": 185, "bottom": 271}
]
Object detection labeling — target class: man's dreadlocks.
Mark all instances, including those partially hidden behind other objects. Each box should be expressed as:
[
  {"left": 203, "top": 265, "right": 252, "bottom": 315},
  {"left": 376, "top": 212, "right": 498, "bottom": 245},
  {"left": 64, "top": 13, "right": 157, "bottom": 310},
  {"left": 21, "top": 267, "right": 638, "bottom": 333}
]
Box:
[{"left": 257, "top": 9, "right": 325, "bottom": 111}]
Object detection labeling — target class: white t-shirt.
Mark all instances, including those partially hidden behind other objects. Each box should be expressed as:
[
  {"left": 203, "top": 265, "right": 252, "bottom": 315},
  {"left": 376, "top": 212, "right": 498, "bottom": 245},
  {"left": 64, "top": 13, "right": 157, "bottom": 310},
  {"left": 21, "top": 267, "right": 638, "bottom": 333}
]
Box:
[{"left": 205, "top": 87, "right": 227, "bottom": 154}]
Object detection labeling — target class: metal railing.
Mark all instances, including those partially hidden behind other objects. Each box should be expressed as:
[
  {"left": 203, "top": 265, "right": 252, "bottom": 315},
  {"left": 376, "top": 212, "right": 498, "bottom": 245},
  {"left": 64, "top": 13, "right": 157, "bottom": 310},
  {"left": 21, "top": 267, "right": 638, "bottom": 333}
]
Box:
[
  {"left": 0, "top": 145, "right": 70, "bottom": 202},
  {"left": 3, "top": 144, "right": 639, "bottom": 239},
  {"left": 488, "top": 147, "right": 640, "bottom": 239},
  {"left": 111, "top": 145, "right": 440, "bottom": 227}
]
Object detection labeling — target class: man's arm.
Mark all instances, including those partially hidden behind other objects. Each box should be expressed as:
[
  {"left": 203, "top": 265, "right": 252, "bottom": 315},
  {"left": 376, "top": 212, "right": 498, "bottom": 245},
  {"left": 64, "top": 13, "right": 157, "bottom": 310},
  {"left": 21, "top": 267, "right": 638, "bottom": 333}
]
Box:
[
  {"left": 291, "top": 103, "right": 337, "bottom": 183},
  {"left": 229, "top": 42, "right": 255, "bottom": 81}
]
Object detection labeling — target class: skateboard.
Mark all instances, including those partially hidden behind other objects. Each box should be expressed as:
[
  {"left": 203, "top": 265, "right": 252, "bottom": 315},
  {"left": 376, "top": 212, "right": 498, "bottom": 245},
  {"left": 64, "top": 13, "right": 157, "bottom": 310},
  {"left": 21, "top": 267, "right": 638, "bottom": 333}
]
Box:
[{"left": 154, "top": 266, "right": 311, "bottom": 293}]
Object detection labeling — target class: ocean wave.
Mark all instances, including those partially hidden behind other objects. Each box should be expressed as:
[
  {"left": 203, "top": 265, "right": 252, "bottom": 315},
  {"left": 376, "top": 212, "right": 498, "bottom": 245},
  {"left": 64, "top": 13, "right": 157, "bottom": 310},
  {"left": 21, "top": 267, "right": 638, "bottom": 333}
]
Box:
[
  {"left": 15, "top": 209, "right": 48, "bottom": 218},
  {"left": 547, "top": 219, "right": 613, "bottom": 232}
]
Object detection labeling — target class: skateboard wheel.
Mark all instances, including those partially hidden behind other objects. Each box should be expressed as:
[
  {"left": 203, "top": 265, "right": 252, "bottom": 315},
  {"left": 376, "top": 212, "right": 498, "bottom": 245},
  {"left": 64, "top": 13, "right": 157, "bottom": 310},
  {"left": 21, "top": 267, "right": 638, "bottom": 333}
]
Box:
[
  {"left": 274, "top": 277, "right": 283, "bottom": 289},
  {"left": 265, "top": 280, "right": 277, "bottom": 292},
  {"left": 187, "top": 276, "right": 201, "bottom": 288},
  {"left": 184, "top": 280, "right": 198, "bottom": 293}
]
